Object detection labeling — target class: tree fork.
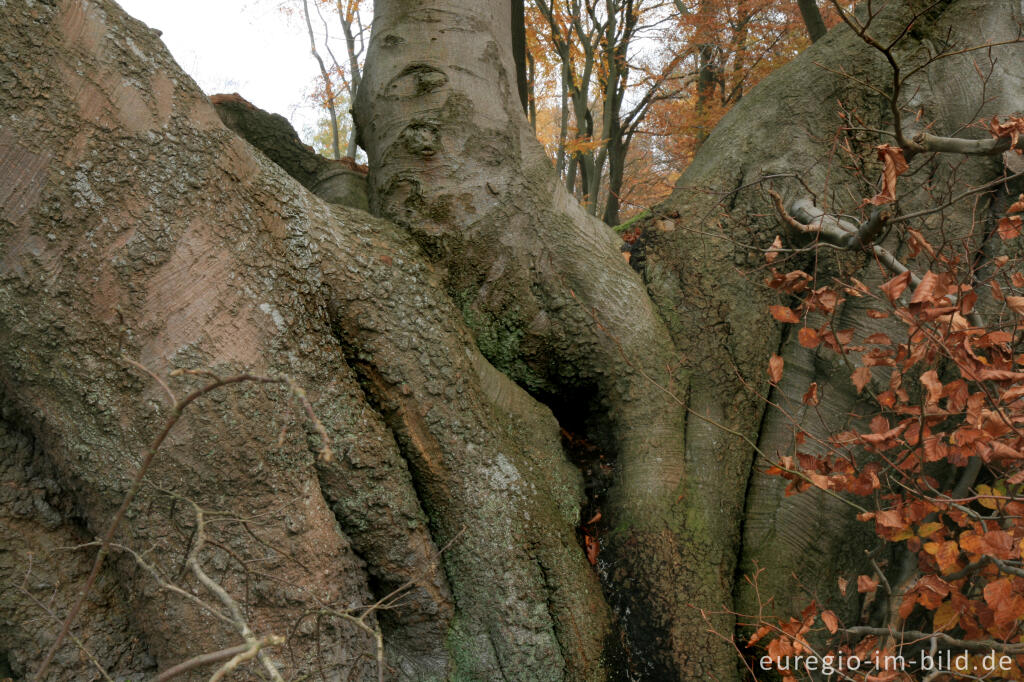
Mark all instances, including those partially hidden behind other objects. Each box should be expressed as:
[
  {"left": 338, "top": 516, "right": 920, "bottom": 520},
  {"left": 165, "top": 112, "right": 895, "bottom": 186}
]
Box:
[{"left": 354, "top": 0, "right": 748, "bottom": 676}]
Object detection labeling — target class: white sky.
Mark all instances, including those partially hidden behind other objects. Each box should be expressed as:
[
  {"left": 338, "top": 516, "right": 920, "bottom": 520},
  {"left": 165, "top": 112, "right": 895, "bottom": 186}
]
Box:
[{"left": 118, "top": 0, "right": 325, "bottom": 143}]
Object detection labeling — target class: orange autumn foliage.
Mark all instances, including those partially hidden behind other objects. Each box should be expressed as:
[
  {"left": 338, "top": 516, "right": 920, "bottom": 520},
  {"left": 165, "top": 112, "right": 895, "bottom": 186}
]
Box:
[{"left": 755, "top": 144, "right": 1024, "bottom": 679}]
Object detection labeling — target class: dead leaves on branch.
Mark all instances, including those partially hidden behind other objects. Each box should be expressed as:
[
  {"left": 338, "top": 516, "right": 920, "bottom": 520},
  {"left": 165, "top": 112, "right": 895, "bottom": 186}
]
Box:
[
  {"left": 864, "top": 116, "right": 1022, "bottom": 208},
  {"left": 999, "top": 193, "right": 1024, "bottom": 240},
  {"left": 751, "top": 113, "right": 1024, "bottom": 678},
  {"left": 756, "top": 253, "right": 1024, "bottom": 672},
  {"left": 866, "top": 144, "right": 909, "bottom": 206},
  {"left": 990, "top": 115, "right": 1024, "bottom": 153}
]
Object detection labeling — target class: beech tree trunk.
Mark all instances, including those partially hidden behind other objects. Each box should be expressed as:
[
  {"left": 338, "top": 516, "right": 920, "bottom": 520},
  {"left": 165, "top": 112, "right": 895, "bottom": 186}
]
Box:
[
  {"left": 797, "top": 0, "right": 828, "bottom": 43},
  {"left": 1, "top": 0, "right": 1022, "bottom": 680}
]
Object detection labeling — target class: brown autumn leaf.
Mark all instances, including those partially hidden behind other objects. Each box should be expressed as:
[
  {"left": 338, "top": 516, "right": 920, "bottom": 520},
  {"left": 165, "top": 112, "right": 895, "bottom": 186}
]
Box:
[
  {"left": 990, "top": 115, "right": 1024, "bottom": 153},
  {"left": 1005, "top": 296, "right": 1024, "bottom": 315},
  {"left": 746, "top": 623, "right": 774, "bottom": 647},
  {"left": 920, "top": 369, "right": 942, "bottom": 405},
  {"left": 998, "top": 215, "right": 1022, "bottom": 240},
  {"left": 880, "top": 271, "right": 911, "bottom": 303},
  {"left": 975, "top": 367, "right": 1024, "bottom": 381},
  {"left": 802, "top": 381, "right": 819, "bottom": 406},
  {"left": 984, "top": 578, "right": 1013, "bottom": 610},
  {"left": 874, "top": 508, "right": 903, "bottom": 529},
  {"left": 767, "top": 636, "right": 794, "bottom": 662},
  {"left": 807, "top": 472, "right": 831, "bottom": 490},
  {"left": 935, "top": 540, "right": 961, "bottom": 575},
  {"left": 584, "top": 533, "right": 599, "bottom": 566},
  {"left": 857, "top": 574, "right": 879, "bottom": 593},
  {"left": 860, "top": 420, "right": 907, "bottom": 445},
  {"left": 820, "top": 610, "right": 839, "bottom": 634},
  {"left": 765, "top": 235, "right": 783, "bottom": 263},
  {"left": 797, "top": 327, "right": 820, "bottom": 348},
  {"left": 769, "top": 305, "right": 801, "bottom": 323},
  {"left": 906, "top": 227, "right": 937, "bottom": 259},
  {"left": 910, "top": 270, "right": 943, "bottom": 305},
  {"left": 765, "top": 270, "right": 813, "bottom": 293},
  {"left": 1009, "top": 194, "right": 1024, "bottom": 214},
  {"left": 866, "top": 144, "right": 909, "bottom": 205},
  {"left": 852, "top": 366, "right": 872, "bottom": 393},
  {"left": 914, "top": 574, "right": 951, "bottom": 607},
  {"left": 768, "top": 354, "right": 784, "bottom": 384}
]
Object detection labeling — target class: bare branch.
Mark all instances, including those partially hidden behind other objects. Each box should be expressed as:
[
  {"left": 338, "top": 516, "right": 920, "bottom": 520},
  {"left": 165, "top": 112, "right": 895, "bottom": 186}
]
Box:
[
  {"left": 34, "top": 372, "right": 306, "bottom": 681},
  {"left": 843, "top": 626, "right": 1024, "bottom": 655},
  {"left": 915, "top": 132, "right": 1022, "bottom": 156},
  {"left": 152, "top": 638, "right": 282, "bottom": 682},
  {"left": 187, "top": 501, "right": 284, "bottom": 681},
  {"left": 207, "top": 636, "right": 285, "bottom": 682}
]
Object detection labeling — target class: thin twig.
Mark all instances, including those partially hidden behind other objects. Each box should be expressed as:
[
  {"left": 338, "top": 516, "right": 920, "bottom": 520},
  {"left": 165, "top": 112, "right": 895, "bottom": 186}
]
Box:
[
  {"left": 187, "top": 501, "right": 284, "bottom": 681},
  {"left": 844, "top": 626, "right": 1024, "bottom": 654},
  {"left": 152, "top": 638, "right": 282, "bottom": 682},
  {"left": 207, "top": 636, "right": 285, "bottom": 682},
  {"left": 34, "top": 373, "right": 285, "bottom": 680}
]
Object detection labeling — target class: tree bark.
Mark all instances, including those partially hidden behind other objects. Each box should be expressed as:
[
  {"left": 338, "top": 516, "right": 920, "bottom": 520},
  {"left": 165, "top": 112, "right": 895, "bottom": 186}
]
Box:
[
  {"left": 797, "top": 0, "right": 828, "bottom": 43},
  {"left": 511, "top": 0, "right": 529, "bottom": 114},
  {"left": 353, "top": 0, "right": 752, "bottom": 676},
  {"left": 2, "top": 0, "right": 1023, "bottom": 680}
]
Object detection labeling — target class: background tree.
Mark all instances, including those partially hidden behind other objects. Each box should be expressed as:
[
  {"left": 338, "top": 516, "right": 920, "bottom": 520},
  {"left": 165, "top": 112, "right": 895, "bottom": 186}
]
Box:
[
  {"left": 294, "top": 0, "right": 369, "bottom": 159},
  {"left": 524, "top": 0, "right": 835, "bottom": 224},
  {"left": 1, "top": 0, "right": 1022, "bottom": 680},
  {"left": 300, "top": 0, "right": 343, "bottom": 159}
]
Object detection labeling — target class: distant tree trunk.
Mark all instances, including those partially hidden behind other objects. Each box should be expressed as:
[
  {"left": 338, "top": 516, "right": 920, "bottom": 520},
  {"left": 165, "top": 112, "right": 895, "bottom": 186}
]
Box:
[
  {"left": 798, "top": 0, "right": 828, "bottom": 42},
  {"left": 336, "top": 1, "right": 365, "bottom": 157},
  {"left": 694, "top": 42, "right": 717, "bottom": 146},
  {"left": 302, "top": 0, "right": 342, "bottom": 160},
  {"left": 602, "top": 129, "right": 626, "bottom": 225},
  {"left": 511, "top": 0, "right": 529, "bottom": 113},
  {"left": 527, "top": 51, "right": 538, "bottom": 131},
  {"left": 556, "top": 60, "right": 570, "bottom": 174}
]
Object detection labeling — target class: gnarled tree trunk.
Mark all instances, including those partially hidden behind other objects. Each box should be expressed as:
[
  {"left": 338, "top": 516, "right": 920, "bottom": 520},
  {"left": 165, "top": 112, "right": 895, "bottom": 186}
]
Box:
[{"left": 1, "top": 0, "right": 1022, "bottom": 680}]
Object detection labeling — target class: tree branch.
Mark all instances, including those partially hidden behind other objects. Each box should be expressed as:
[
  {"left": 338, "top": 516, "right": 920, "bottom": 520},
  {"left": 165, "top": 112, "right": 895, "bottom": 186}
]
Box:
[
  {"left": 843, "top": 626, "right": 1024, "bottom": 654},
  {"left": 187, "top": 502, "right": 284, "bottom": 681},
  {"left": 152, "top": 638, "right": 283, "bottom": 682},
  {"left": 915, "top": 132, "right": 1023, "bottom": 156},
  {"left": 34, "top": 372, "right": 308, "bottom": 681}
]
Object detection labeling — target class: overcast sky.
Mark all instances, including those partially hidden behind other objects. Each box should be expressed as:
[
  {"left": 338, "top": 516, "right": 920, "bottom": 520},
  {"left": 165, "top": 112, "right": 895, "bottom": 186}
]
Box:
[{"left": 118, "top": 0, "right": 325, "bottom": 142}]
